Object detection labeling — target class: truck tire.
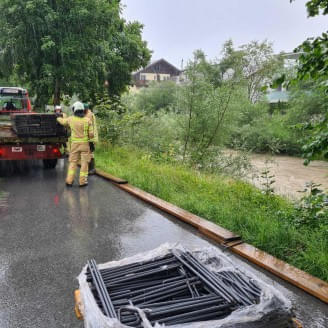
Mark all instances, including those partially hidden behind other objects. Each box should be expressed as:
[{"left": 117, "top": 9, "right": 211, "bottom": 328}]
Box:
[{"left": 43, "top": 159, "right": 58, "bottom": 169}]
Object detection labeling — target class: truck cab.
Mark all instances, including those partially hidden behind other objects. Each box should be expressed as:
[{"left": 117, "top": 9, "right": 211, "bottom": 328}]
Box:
[{"left": 0, "top": 87, "right": 32, "bottom": 113}]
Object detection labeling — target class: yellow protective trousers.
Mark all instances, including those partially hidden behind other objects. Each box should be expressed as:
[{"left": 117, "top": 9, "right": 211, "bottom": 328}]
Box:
[{"left": 66, "top": 142, "right": 90, "bottom": 186}]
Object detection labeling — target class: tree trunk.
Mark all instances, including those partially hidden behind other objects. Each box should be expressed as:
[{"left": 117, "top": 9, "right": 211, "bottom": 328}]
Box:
[
  {"left": 182, "top": 90, "right": 193, "bottom": 162},
  {"left": 54, "top": 78, "right": 61, "bottom": 105}
]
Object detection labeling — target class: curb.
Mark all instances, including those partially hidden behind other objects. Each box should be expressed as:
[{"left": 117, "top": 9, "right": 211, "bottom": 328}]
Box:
[{"left": 95, "top": 169, "right": 328, "bottom": 304}]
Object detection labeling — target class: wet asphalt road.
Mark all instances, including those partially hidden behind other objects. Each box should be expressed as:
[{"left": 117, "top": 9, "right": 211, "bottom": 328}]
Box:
[{"left": 0, "top": 159, "right": 327, "bottom": 328}]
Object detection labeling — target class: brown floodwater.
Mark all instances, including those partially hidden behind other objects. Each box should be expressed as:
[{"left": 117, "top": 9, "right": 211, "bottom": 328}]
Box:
[{"left": 249, "top": 154, "right": 328, "bottom": 199}]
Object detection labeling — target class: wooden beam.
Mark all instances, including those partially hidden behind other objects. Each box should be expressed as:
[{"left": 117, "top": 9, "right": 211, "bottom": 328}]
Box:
[
  {"left": 232, "top": 243, "right": 328, "bottom": 303},
  {"left": 95, "top": 169, "right": 128, "bottom": 184}
]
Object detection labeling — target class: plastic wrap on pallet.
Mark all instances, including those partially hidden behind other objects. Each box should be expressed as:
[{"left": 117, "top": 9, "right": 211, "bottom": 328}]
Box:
[{"left": 78, "top": 243, "right": 293, "bottom": 328}]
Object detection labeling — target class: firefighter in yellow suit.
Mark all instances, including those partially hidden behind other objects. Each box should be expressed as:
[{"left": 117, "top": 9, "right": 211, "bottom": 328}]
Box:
[
  {"left": 57, "top": 101, "right": 94, "bottom": 187},
  {"left": 54, "top": 105, "right": 69, "bottom": 154},
  {"left": 84, "top": 103, "right": 98, "bottom": 175},
  {"left": 54, "top": 105, "right": 67, "bottom": 118}
]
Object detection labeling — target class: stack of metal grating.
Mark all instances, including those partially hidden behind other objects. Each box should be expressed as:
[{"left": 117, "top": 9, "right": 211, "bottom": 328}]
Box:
[
  {"left": 86, "top": 250, "right": 262, "bottom": 327},
  {"left": 10, "top": 114, "right": 31, "bottom": 136},
  {"left": 11, "top": 113, "right": 66, "bottom": 137}
]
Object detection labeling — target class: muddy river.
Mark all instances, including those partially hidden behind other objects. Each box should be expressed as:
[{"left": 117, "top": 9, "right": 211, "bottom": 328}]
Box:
[{"left": 248, "top": 154, "right": 328, "bottom": 199}]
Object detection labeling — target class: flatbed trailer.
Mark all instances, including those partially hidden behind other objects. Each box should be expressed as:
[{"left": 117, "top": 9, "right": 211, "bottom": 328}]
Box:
[
  {"left": 0, "top": 87, "right": 67, "bottom": 169},
  {"left": 0, "top": 121, "right": 66, "bottom": 168}
]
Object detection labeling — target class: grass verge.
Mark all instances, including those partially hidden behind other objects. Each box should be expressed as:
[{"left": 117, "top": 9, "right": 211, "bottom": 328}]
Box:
[{"left": 96, "top": 144, "right": 328, "bottom": 282}]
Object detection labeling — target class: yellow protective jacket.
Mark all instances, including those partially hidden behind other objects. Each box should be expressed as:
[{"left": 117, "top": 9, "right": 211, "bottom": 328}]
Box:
[
  {"left": 85, "top": 110, "right": 99, "bottom": 143},
  {"left": 57, "top": 116, "right": 94, "bottom": 143}
]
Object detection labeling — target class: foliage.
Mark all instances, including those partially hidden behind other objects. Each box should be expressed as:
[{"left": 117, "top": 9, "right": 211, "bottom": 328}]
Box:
[
  {"left": 219, "top": 40, "right": 283, "bottom": 103},
  {"left": 292, "top": 182, "right": 328, "bottom": 228},
  {"left": 240, "top": 41, "right": 283, "bottom": 103},
  {"left": 94, "top": 36, "right": 328, "bottom": 161},
  {"left": 291, "top": 0, "right": 328, "bottom": 82},
  {"left": 95, "top": 90, "right": 179, "bottom": 155},
  {"left": 287, "top": 81, "right": 328, "bottom": 123},
  {"left": 205, "top": 149, "right": 252, "bottom": 178},
  {"left": 260, "top": 162, "right": 275, "bottom": 195},
  {"left": 96, "top": 48, "right": 249, "bottom": 170},
  {"left": 190, "top": 49, "right": 222, "bottom": 87},
  {"left": 228, "top": 102, "right": 300, "bottom": 154},
  {"left": 0, "top": 0, "right": 150, "bottom": 108},
  {"left": 303, "top": 0, "right": 328, "bottom": 16},
  {"left": 289, "top": 0, "right": 328, "bottom": 161},
  {"left": 96, "top": 145, "right": 328, "bottom": 281},
  {"left": 94, "top": 93, "right": 131, "bottom": 145},
  {"left": 301, "top": 112, "right": 328, "bottom": 164},
  {"left": 130, "top": 81, "right": 178, "bottom": 114},
  {"left": 228, "top": 76, "right": 328, "bottom": 155},
  {"left": 295, "top": 34, "right": 328, "bottom": 82},
  {"left": 179, "top": 50, "right": 240, "bottom": 164}
]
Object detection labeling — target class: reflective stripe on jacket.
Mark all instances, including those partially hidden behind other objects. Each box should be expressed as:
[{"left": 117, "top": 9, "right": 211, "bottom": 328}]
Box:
[
  {"left": 85, "top": 110, "right": 99, "bottom": 143},
  {"left": 57, "top": 116, "right": 94, "bottom": 143}
]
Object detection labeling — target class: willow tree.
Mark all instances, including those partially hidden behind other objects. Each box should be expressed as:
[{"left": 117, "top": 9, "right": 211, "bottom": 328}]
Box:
[{"left": 0, "top": 0, "right": 150, "bottom": 107}]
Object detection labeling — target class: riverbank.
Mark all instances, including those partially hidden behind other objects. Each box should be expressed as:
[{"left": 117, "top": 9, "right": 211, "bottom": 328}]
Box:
[{"left": 96, "top": 144, "right": 328, "bottom": 282}]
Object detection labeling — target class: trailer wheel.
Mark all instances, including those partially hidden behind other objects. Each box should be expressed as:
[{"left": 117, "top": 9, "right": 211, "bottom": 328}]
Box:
[{"left": 43, "top": 159, "right": 58, "bottom": 169}]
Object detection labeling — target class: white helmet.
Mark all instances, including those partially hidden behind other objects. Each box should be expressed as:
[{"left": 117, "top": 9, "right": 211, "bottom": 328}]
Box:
[
  {"left": 55, "top": 105, "right": 62, "bottom": 111},
  {"left": 72, "top": 101, "right": 84, "bottom": 113}
]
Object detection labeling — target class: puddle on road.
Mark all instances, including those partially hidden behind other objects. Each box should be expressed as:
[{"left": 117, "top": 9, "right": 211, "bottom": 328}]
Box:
[{"left": 249, "top": 154, "right": 328, "bottom": 199}]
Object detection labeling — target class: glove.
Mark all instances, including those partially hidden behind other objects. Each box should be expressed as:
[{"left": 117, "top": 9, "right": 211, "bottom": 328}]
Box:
[{"left": 89, "top": 142, "right": 95, "bottom": 152}]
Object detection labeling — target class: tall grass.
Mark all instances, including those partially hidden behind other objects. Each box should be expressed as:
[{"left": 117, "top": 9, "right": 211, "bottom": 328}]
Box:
[{"left": 96, "top": 144, "right": 328, "bottom": 281}]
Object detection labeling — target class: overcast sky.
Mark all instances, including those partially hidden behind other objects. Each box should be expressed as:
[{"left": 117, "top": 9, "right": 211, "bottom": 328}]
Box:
[{"left": 121, "top": 0, "right": 327, "bottom": 68}]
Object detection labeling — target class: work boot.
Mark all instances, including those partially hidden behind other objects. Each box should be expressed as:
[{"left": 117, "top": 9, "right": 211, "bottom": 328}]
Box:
[
  {"left": 66, "top": 177, "right": 74, "bottom": 186},
  {"left": 79, "top": 174, "right": 88, "bottom": 186},
  {"left": 88, "top": 158, "right": 96, "bottom": 175}
]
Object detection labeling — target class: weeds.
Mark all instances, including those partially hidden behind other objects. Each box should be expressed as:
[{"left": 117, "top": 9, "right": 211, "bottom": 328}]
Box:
[
  {"left": 260, "top": 161, "right": 276, "bottom": 195},
  {"left": 293, "top": 182, "right": 328, "bottom": 228}
]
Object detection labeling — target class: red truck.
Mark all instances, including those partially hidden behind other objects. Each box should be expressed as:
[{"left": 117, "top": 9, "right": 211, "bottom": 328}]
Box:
[{"left": 0, "top": 87, "right": 67, "bottom": 169}]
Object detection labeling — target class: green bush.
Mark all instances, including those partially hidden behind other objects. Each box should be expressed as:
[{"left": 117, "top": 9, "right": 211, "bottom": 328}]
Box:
[
  {"left": 127, "top": 81, "right": 178, "bottom": 114},
  {"left": 289, "top": 182, "right": 328, "bottom": 229},
  {"left": 229, "top": 113, "right": 302, "bottom": 154}
]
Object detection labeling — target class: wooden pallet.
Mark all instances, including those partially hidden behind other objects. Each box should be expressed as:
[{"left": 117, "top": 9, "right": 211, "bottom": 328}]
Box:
[
  {"left": 73, "top": 289, "right": 302, "bottom": 327},
  {"left": 74, "top": 290, "right": 83, "bottom": 321}
]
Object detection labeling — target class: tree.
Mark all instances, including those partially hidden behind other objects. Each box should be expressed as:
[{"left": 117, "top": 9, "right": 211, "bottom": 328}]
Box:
[
  {"left": 179, "top": 51, "right": 239, "bottom": 163},
  {"left": 303, "top": 0, "right": 328, "bottom": 15},
  {"left": 219, "top": 40, "right": 283, "bottom": 103},
  {"left": 290, "top": 0, "right": 328, "bottom": 162},
  {"left": 219, "top": 40, "right": 245, "bottom": 82},
  {"left": 290, "top": 0, "right": 328, "bottom": 83},
  {"left": 240, "top": 41, "right": 283, "bottom": 103},
  {"left": 190, "top": 49, "right": 223, "bottom": 87},
  {"left": 0, "top": 0, "right": 150, "bottom": 108},
  {"left": 301, "top": 114, "right": 328, "bottom": 164}
]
